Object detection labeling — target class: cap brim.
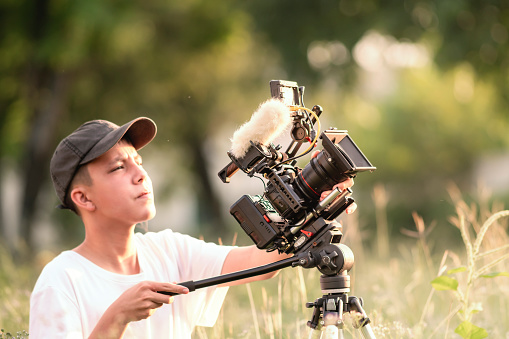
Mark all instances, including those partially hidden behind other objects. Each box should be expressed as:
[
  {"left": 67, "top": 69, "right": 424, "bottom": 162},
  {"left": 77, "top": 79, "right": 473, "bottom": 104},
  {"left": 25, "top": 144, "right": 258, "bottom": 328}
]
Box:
[{"left": 80, "top": 117, "right": 157, "bottom": 165}]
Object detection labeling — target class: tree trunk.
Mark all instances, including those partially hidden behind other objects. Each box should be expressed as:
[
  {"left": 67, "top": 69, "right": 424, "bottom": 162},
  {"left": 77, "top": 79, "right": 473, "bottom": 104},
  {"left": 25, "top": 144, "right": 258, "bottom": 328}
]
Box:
[
  {"left": 186, "top": 134, "right": 229, "bottom": 237},
  {"left": 20, "top": 70, "right": 69, "bottom": 249},
  {"left": 16, "top": 0, "right": 71, "bottom": 251},
  {"left": 0, "top": 109, "right": 9, "bottom": 242}
]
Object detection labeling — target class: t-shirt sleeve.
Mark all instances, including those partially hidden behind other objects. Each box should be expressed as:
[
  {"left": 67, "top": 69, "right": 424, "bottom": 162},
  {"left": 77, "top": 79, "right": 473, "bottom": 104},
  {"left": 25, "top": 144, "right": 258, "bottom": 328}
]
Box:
[
  {"left": 156, "top": 230, "right": 236, "bottom": 327},
  {"left": 30, "top": 285, "right": 82, "bottom": 339}
]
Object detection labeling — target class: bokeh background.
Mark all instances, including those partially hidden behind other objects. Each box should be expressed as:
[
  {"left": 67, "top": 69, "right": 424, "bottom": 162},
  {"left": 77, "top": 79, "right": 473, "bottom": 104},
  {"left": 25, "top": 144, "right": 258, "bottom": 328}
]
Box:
[{"left": 1, "top": 0, "right": 508, "bottom": 337}]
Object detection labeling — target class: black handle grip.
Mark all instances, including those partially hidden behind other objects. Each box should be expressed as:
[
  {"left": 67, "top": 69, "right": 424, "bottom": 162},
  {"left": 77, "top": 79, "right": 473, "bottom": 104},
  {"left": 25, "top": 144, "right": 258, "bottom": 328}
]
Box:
[{"left": 218, "top": 161, "right": 239, "bottom": 183}]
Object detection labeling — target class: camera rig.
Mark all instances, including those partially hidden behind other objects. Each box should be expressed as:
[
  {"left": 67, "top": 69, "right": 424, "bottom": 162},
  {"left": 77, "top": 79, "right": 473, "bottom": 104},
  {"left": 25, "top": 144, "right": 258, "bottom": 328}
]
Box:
[
  {"left": 161, "top": 80, "right": 378, "bottom": 337},
  {"left": 218, "top": 80, "right": 376, "bottom": 258}
]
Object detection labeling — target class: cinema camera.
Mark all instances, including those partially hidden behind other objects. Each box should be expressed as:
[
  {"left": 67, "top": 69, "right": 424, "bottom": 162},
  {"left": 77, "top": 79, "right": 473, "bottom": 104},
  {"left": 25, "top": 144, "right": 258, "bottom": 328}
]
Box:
[{"left": 219, "top": 80, "right": 376, "bottom": 264}]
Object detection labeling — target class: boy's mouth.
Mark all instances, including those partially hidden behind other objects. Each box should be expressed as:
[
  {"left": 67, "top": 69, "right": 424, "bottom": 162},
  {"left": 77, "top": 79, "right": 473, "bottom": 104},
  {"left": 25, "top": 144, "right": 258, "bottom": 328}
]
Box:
[{"left": 137, "top": 191, "right": 152, "bottom": 199}]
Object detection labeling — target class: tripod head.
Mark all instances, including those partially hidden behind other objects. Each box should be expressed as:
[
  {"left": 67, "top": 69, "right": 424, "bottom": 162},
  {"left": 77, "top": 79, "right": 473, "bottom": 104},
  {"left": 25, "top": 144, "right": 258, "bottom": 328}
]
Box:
[{"left": 293, "top": 222, "right": 354, "bottom": 276}]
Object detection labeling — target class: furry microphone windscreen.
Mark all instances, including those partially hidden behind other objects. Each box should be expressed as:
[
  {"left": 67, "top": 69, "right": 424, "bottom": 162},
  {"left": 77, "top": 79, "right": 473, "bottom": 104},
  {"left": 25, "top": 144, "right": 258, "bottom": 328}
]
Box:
[{"left": 230, "top": 99, "right": 292, "bottom": 159}]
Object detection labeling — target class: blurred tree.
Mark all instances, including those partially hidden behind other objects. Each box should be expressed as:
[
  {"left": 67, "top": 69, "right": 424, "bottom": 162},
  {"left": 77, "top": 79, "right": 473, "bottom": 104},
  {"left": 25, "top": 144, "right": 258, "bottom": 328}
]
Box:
[
  {"left": 241, "top": 0, "right": 509, "bottom": 240},
  {"left": 0, "top": 0, "right": 68, "bottom": 251},
  {"left": 0, "top": 0, "right": 277, "bottom": 251},
  {"left": 1, "top": 0, "right": 508, "bottom": 252},
  {"left": 244, "top": 0, "right": 509, "bottom": 95}
]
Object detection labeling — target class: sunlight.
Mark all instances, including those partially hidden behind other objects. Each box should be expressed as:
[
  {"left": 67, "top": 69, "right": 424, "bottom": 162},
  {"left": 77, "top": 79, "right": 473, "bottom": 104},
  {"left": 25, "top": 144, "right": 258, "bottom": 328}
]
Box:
[
  {"left": 307, "top": 41, "right": 350, "bottom": 70},
  {"left": 353, "top": 31, "right": 430, "bottom": 71}
]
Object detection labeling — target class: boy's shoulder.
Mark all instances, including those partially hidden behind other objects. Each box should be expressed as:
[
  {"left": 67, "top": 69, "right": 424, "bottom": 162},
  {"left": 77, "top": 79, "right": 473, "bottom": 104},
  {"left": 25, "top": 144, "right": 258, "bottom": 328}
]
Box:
[
  {"left": 38, "top": 251, "right": 80, "bottom": 275},
  {"left": 31, "top": 251, "right": 85, "bottom": 295}
]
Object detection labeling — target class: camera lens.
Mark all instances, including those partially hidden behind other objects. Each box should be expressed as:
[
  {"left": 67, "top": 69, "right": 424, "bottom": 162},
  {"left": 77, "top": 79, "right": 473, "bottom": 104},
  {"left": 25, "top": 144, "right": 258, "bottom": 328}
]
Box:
[{"left": 294, "top": 150, "right": 350, "bottom": 201}]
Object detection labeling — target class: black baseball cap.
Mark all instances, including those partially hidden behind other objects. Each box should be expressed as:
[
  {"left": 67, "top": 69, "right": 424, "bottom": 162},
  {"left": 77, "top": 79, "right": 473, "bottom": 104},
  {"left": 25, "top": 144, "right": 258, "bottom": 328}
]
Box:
[{"left": 50, "top": 117, "right": 157, "bottom": 209}]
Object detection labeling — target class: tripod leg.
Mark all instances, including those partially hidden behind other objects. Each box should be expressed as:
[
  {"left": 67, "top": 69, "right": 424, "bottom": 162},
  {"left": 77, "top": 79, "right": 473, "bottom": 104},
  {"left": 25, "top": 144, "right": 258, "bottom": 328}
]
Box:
[
  {"left": 359, "top": 324, "right": 376, "bottom": 339},
  {"left": 307, "top": 327, "right": 323, "bottom": 339},
  {"left": 348, "top": 297, "right": 376, "bottom": 339},
  {"left": 323, "top": 324, "right": 340, "bottom": 339},
  {"left": 308, "top": 324, "right": 341, "bottom": 339}
]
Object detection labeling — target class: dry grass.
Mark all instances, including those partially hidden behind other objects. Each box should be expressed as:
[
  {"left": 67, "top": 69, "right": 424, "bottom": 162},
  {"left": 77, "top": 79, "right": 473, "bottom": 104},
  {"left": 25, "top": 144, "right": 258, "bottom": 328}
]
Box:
[
  {"left": 196, "top": 183, "right": 509, "bottom": 338},
  {"left": 1, "top": 184, "right": 508, "bottom": 338}
]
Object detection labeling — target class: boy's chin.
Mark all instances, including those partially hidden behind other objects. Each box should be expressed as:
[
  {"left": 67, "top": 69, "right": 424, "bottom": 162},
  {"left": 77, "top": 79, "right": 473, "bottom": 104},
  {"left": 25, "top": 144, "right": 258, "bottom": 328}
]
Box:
[
  {"left": 146, "top": 207, "right": 156, "bottom": 221},
  {"left": 135, "top": 209, "right": 156, "bottom": 231},
  {"left": 138, "top": 206, "right": 156, "bottom": 223}
]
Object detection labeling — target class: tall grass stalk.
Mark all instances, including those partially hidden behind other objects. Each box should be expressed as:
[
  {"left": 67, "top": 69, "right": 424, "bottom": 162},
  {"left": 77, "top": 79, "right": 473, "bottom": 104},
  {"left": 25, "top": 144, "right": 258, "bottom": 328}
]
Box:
[
  {"left": 450, "top": 208, "right": 509, "bottom": 323},
  {"left": 373, "top": 184, "right": 389, "bottom": 260},
  {"left": 418, "top": 250, "right": 448, "bottom": 329},
  {"left": 246, "top": 283, "right": 262, "bottom": 339},
  {"left": 427, "top": 184, "right": 509, "bottom": 338}
]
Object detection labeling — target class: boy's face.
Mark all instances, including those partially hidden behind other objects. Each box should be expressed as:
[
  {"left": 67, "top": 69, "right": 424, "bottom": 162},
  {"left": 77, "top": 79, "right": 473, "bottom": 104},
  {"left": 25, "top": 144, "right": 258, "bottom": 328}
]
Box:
[{"left": 84, "top": 139, "right": 156, "bottom": 225}]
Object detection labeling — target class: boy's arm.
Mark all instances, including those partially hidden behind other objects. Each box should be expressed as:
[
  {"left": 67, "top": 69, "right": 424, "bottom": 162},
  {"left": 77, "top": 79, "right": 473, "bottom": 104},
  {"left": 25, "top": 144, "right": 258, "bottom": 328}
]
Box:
[{"left": 219, "top": 245, "right": 290, "bottom": 286}]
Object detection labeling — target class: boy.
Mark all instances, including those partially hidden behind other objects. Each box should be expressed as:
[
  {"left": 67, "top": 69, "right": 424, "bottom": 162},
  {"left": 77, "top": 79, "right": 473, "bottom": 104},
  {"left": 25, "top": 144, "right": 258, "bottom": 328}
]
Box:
[{"left": 29, "top": 117, "right": 355, "bottom": 338}]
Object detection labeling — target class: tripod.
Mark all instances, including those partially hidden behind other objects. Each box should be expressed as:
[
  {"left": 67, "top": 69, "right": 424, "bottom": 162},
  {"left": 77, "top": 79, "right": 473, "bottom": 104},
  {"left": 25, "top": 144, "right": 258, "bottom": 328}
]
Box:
[
  {"left": 306, "top": 273, "right": 375, "bottom": 339},
  {"left": 159, "top": 239, "right": 376, "bottom": 338}
]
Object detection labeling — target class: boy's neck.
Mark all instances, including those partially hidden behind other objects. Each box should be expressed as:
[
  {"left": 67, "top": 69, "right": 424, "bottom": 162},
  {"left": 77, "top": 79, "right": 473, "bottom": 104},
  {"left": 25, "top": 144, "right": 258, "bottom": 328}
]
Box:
[{"left": 73, "top": 222, "right": 140, "bottom": 275}]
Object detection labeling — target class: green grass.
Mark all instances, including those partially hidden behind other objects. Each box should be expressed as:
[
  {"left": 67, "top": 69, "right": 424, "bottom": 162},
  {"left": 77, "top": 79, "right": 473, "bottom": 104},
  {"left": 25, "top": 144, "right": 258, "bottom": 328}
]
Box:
[
  {"left": 1, "top": 184, "right": 508, "bottom": 338},
  {"left": 0, "top": 247, "right": 36, "bottom": 339}
]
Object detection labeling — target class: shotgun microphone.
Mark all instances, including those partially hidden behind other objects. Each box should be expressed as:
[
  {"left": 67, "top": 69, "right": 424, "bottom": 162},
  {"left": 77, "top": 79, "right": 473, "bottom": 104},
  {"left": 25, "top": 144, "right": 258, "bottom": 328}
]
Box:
[{"left": 230, "top": 99, "right": 292, "bottom": 159}]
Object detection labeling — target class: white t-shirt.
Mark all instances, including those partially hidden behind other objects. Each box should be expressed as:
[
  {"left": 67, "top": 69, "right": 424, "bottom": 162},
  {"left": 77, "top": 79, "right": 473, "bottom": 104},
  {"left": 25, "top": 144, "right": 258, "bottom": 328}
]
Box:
[{"left": 29, "top": 229, "right": 235, "bottom": 339}]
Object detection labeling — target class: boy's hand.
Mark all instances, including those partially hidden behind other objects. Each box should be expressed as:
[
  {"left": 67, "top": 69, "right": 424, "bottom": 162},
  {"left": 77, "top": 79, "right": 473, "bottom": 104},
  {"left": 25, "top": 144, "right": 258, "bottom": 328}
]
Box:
[
  {"left": 320, "top": 179, "right": 357, "bottom": 215},
  {"left": 113, "top": 281, "right": 189, "bottom": 323},
  {"left": 90, "top": 281, "right": 189, "bottom": 338},
  {"left": 312, "top": 150, "right": 357, "bottom": 215}
]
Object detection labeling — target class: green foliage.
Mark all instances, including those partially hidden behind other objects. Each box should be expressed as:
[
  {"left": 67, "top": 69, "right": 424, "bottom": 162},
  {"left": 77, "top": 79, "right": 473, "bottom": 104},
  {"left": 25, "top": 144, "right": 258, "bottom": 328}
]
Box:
[
  {"left": 234, "top": 1, "right": 509, "bottom": 245},
  {"left": 0, "top": 0, "right": 282, "bottom": 244},
  {"left": 0, "top": 330, "right": 28, "bottom": 339},
  {"left": 448, "top": 266, "right": 467, "bottom": 274},
  {"left": 341, "top": 64, "right": 508, "bottom": 187},
  {"left": 431, "top": 275, "right": 459, "bottom": 291},
  {"left": 244, "top": 0, "right": 509, "bottom": 94},
  {"left": 1, "top": 0, "right": 508, "bottom": 249},
  {"left": 430, "top": 192, "right": 509, "bottom": 338},
  {"left": 480, "top": 271, "right": 509, "bottom": 278},
  {"left": 454, "top": 321, "right": 488, "bottom": 339},
  {"left": 0, "top": 246, "right": 36, "bottom": 336}
]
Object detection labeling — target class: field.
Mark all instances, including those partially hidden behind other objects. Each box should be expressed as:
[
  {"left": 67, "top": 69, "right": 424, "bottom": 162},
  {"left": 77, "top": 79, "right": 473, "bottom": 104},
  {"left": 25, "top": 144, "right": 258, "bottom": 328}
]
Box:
[{"left": 1, "top": 185, "right": 508, "bottom": 339}]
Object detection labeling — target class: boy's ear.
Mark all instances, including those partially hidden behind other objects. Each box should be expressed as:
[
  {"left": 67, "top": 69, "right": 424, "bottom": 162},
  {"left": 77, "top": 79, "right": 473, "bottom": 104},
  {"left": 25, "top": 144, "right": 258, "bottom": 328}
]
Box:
[{"left": 70, "top": 187, "right": 96, "bottom": 212}]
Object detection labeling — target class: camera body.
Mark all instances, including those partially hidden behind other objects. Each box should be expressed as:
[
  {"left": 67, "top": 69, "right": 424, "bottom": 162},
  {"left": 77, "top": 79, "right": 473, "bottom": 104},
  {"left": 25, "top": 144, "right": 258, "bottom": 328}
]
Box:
[{"left": 219, "top": 80, "right": 375, "bottom": 255}]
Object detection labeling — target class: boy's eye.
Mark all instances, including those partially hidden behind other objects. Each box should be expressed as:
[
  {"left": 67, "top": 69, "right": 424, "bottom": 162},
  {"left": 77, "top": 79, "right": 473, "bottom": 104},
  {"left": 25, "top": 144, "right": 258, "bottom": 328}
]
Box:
[{"left": 111, "top": 165, "right": 124, "bottom": 172}]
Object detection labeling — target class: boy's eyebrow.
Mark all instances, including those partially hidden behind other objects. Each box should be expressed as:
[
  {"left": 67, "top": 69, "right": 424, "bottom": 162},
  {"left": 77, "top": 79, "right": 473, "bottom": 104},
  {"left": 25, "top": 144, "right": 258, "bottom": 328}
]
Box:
[
  {"left": 107, "top": 153, "right": 142, "bottom": 166},
  {"left": 108, "top": 155, "right": 125, "bottom": 166}
]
